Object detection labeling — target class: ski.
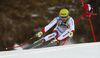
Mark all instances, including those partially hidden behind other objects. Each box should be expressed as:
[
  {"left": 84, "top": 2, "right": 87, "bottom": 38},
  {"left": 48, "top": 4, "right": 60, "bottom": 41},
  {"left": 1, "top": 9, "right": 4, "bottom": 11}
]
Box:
[
  {"left": 23, "top": 38, "right": 60, "bottom": 49},
  {"left": 23, "top": 39, "right": 43, "bottom": 49},
  {"left": 42, "top": 40, "right": 59, "bottom": 48},
  {"left": 32, "top": 39, "right": 59, "bottom": 48}
]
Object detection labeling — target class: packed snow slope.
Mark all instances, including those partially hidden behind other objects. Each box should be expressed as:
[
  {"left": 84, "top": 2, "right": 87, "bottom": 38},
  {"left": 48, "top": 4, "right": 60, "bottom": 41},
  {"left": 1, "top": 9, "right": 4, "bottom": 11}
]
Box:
[{"left": 0, "top": 42, "right": 100, "bottom": 58}]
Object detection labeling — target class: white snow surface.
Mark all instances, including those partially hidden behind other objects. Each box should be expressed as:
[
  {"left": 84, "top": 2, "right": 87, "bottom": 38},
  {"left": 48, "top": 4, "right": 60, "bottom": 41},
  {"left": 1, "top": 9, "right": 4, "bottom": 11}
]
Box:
[{"left": 0, "top": 42, "right": 100, "bottom": 58}]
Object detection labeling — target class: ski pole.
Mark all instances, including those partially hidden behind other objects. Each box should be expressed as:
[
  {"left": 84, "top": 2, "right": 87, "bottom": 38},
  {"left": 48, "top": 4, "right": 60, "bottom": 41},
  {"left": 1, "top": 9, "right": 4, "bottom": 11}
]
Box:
[{"left": 6, "top": 35, "right": 36, "bottom": 50}]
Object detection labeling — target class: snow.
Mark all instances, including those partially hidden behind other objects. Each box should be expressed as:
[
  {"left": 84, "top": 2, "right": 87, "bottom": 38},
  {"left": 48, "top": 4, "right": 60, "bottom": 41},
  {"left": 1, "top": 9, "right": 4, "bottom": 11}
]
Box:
[
  {"left": 31, "top": 14, "right": 39, "bottom": 17},
  {"left": 48, "top": 7, "right": 56, "bottom": 13},
  {"left": 48, "top": 7, "right": 56, "bottom": 10},
  {"left": 0, "top": 42, "right": 100, "bottom": 58}
]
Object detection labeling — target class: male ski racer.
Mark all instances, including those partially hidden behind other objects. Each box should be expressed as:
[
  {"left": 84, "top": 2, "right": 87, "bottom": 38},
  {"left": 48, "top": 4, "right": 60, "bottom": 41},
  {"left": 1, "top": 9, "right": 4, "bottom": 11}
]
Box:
[{"left": 36, "top": 9, "right": 75, "bottom": 45}]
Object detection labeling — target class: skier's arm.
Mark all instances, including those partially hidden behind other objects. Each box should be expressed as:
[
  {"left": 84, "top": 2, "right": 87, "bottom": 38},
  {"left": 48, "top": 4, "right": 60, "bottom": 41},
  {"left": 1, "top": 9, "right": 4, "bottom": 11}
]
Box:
[
  {"left": 41, "top": 18, "right": 57, "bottom": 33},
  {"left": 36, "top": 18, "right": 57, "bottom": 37},
  {"left": 68, "top": 18, "right": 75, "bottom": 37}
]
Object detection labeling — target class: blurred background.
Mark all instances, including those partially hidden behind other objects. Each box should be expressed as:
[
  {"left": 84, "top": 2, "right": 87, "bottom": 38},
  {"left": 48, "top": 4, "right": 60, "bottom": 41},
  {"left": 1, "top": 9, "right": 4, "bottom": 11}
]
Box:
[{"left": 0, "top": 0, "right": 100, "bottom": 51}]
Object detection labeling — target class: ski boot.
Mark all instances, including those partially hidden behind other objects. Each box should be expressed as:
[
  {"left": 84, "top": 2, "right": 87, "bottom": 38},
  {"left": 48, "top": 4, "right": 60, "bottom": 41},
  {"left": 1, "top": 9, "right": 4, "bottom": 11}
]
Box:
[{"left": 43, "top": 38, "right": 59, "bottom": 47}]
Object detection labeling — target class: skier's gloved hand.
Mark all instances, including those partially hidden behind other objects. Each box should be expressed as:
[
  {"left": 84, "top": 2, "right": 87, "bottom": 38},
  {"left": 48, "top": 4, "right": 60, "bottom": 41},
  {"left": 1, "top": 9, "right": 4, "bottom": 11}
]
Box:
[
  {"left": 36, "top": 31, "right": 43, "bottom": 37},
  {"left": 69, "top": 31, "right": 73, "bottom": 37}
]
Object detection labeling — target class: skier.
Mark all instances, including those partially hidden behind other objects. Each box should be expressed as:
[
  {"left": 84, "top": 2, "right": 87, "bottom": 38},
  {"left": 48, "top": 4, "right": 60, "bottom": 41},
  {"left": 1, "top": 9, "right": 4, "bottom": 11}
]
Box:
[{"left": 36, "top": 9, "right": 75, "bottom": 45}]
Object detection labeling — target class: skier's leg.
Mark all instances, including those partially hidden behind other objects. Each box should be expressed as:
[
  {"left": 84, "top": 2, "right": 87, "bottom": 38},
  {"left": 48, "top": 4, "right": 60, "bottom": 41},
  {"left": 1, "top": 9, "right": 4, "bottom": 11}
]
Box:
[
  {"left": 42, "top": 30, "right": 59, "bottom": 43},
  {"left": 56, "top": 32, "right": 69, "bottom": 42}
]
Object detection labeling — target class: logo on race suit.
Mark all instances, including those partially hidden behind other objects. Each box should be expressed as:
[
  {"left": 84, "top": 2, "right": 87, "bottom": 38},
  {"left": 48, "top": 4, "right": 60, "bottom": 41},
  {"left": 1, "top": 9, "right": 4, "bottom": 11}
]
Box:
[
  {"left": 59, "top": 21, "right": 67, "bottom": 28},
  {"left": 61, "top": 13, "right": 66, "bottom": 15},
  {"left": 48, "top": 34, "right": 55, "bottom": 38},
  {"left": 63, "top": 33, "right": 69, "bottom": 37}
]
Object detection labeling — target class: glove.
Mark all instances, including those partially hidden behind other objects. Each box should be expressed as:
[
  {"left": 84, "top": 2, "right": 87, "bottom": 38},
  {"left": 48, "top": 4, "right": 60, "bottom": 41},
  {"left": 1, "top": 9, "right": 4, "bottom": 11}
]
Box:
[
  {"left": 69, "top": 32, "right": 73, "bottom": 37},
  {"left": 36, "top": 31, "right": 43, "bottom": 37}
]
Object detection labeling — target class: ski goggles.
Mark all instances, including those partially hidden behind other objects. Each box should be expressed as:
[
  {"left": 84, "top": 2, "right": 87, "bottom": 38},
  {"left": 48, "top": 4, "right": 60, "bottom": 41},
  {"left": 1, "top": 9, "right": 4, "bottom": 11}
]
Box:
[{"left": 60, "top": 16, "right": 68, "bottom": 19}]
